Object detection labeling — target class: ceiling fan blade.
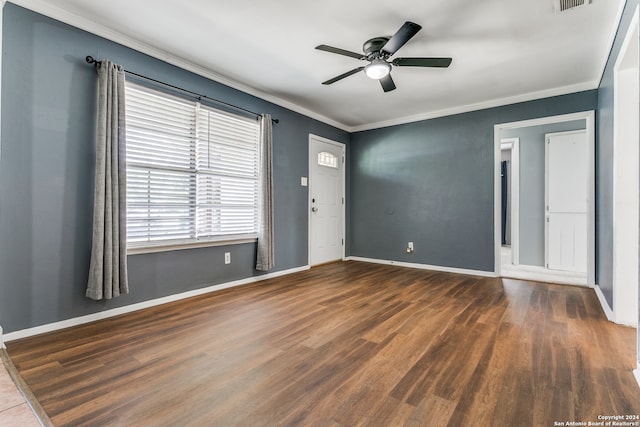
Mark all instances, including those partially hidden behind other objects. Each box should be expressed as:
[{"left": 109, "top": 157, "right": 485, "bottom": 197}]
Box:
[
  {"left": 315, "top": 45, "right": 365, "bottom": 60},
  {"left": 322, "top": 67, "right": 365, "bottom": 85},
  {"left": 380, "top": 74, "right": 396, "bottom": 92},
  {"left": 392, "top": 57, "right": 453, "bottom": 68},
  {"left": 381, "top": 21, "right": 422, "bottom": 57}
]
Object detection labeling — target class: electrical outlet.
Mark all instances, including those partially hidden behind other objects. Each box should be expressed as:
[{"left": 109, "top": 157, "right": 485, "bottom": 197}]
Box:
[
  {"left": 408, "top": 242, "right": 414, "bottom": 250},
  {"left": 224, "top": 252, "right": 231, "bottom": 264}
]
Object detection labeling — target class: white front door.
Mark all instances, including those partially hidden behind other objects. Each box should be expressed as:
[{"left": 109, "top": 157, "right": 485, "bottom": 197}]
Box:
[
  {"left": 545, "top": 130, "right": 588, "bottom": 273},
  {"left": 309, "top": 135, "right": 344, "bottom": 266}
]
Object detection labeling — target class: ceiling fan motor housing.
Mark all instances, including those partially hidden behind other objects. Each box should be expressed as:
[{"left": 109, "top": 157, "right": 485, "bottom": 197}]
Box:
[{"left": 363, "top": 37, "right": 390, "bottom": 58}]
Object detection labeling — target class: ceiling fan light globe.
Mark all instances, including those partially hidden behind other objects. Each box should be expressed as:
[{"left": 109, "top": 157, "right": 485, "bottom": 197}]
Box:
[{"left": 364, "top": 60, "right": 391, "bottom": 80}]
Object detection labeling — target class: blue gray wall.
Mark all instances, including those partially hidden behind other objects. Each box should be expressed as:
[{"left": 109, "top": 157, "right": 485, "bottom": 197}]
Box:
[
  {"left": 597, "top": 0, "right": 639, "bottom": 314},
  {"left": 0, "top": 4, "right": 348, "bottom": 333},
  {"left": 502, "top": 120, "right": 586, "bottom": 267},
  {"left": 348, "top": 93, "right": 597, "bottom": 272}
]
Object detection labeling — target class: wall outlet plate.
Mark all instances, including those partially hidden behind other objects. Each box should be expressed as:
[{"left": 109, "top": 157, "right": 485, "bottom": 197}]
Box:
[
  {"left": 406, "top": 242, "right": 414, "bottom": 254},
  {"left": 224, "top": 252, "right": 231, "bottom": 264}
]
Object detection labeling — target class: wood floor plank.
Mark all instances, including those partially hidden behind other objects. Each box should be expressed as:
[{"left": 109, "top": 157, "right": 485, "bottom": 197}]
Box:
[{"left": 6, "top": 261, "right": 640, "bottom": 426}]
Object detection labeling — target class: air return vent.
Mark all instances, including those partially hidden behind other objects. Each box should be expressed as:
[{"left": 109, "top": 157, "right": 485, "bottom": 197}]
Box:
[{"left": 554, "top": 0, "right": 592, "bottom": 13}]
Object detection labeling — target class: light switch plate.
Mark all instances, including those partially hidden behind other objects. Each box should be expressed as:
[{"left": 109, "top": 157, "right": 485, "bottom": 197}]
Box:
[{"left": 301, "top": 177, "right": 308, "bottom": 186}]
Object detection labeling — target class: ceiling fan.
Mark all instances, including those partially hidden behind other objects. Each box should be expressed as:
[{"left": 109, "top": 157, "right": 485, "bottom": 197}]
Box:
[{"left": 315, "top": 21, "right": 452, "bottom": 92}]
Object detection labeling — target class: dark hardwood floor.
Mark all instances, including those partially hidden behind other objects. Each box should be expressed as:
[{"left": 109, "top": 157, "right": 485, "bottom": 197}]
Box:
[{"left": 6, "top": 261, "right": 640, "bottom": 426}]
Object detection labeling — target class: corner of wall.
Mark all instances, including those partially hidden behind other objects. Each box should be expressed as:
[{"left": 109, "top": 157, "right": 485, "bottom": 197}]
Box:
[
  {"left": 0, "top": 324, "right": 5, "bottom": 349},
  {"left": 593, "top": 284, "right": 615, "bottom": 322}
]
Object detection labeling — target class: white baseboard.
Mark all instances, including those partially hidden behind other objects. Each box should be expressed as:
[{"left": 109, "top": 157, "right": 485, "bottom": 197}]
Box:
[
  {"left": 4, "top": 265, "right": 309, "bottom": 342},
  {"left": 634, "top": 366, "right": 640, "bottom": 391},
  {"left": 0, "top": 325, "right": 4, "bottom": 349},
  {"left": 345, "top": 256, "right": 497, "bottom": 278},
  {"left": 593, "top": 284, "right": 615, "bottom": 323}
]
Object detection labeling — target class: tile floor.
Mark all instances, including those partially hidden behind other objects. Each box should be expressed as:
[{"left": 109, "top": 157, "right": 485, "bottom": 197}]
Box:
[{"left": 0, "top": 359, "right": 41, "bottom": 426}]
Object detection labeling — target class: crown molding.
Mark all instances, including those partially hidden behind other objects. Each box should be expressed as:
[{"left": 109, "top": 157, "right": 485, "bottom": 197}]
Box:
[
  {"left": 7, "top": 0, "right": 351, "bottom": 132},
  {"left": 348, "top": 80, "right": 598, "bottom": 133}
]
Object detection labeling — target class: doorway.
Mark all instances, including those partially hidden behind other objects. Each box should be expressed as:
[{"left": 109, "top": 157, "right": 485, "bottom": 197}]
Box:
[
  {"left": 501, "top": 138, "right": 520, "bottom": 268},
  {"left": 494, "top": 112, "right": 595, "bottom": 286},
  {"left": 308, "top": 134, "right": 345, "bottom": 266}
]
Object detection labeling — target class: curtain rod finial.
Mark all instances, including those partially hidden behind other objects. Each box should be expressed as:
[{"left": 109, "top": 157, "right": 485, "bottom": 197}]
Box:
[{"left": 86, "top": 55, "right": 96, "bottom": 64}]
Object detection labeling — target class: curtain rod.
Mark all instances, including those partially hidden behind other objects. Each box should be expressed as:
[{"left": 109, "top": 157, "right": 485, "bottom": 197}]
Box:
[{"left": 85, "top": 56, "right": 279, "bottom": 124}]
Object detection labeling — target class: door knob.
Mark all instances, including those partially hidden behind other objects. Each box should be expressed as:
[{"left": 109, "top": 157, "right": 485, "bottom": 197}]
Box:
[{"left": 311, "top": 207, "right": 318, "bottom": 212}]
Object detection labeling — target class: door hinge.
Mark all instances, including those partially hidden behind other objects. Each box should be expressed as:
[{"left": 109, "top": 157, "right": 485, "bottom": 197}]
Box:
[
  {"left": 342, "top": 197, "right": 344, "bottom": 205},
  {"left": 341, "top": 238, "right": 344, "bottom": 246}
]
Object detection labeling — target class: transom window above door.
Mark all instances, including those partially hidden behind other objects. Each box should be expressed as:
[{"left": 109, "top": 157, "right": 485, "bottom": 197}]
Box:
[{"left": 318, "top": 151, "right": 338, "bottom": 168}]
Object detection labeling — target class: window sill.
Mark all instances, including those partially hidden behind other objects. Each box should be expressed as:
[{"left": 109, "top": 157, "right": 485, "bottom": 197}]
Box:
[{"left": 127, "top": 236, "right": 258, "bottom": 255}]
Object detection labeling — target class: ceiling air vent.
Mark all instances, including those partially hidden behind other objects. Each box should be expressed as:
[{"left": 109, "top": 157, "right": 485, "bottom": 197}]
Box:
[{"left": 554, "top": 0, "right": 592, "bottom": 13}]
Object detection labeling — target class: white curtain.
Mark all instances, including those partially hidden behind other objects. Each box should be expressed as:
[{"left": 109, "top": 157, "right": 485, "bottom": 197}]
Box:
[
  {"left": 86, "top": 60, "right": 129, "bottom": 300},
  {"left": 256, "top": 114, "right": 275, "bottom": 271}
]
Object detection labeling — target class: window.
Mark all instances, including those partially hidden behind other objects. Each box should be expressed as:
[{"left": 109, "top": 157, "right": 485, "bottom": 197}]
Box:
[
  {"left": 125, "top": 81, "right": 260, "bottom": 250},
  {"left": 318, "top": 151, "right": 338, "bottom": 168}
]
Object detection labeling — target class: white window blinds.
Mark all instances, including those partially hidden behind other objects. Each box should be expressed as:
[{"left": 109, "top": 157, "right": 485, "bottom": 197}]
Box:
[
  {"left": 125, "top": 81, "right": 260, "bottom": 248},
  {"left": 195, "top": 106, "right": 260, "bottom": 238}
]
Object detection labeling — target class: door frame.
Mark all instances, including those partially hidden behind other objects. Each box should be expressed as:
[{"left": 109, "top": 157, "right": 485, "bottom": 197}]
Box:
[
  {"left": 308, "top": 134, "right": 346, "bottom": 266},
  {"left": 544, "top": 129, "right": 588, "bottom": 271},
  {"left": 612, "top": 4, "right": 639, "bottom": 327},
  {"left": 501, "top": 137, "right": 520, "bottom": 265},
  {"left": 493, "top": 111, "right": 596, "bottom": 285}
]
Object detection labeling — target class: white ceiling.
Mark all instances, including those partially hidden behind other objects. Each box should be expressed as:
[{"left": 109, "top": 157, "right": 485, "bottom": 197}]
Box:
[{"left": 19, "top": 0, "right": 624, "bottom": 131}]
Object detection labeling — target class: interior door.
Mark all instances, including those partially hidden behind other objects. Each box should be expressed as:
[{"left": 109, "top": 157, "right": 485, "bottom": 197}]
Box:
[
  {"left": 309, "top": 136, "right": 344, "bottom": 266},
  {"left": 545, "top": 130, "right": 587, "bottom": 273}
]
